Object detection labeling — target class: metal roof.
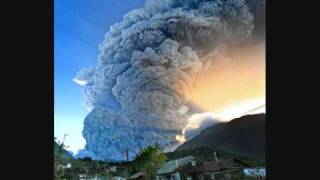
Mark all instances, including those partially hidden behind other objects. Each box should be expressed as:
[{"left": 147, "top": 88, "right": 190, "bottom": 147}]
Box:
[
  {"left": 188, "top": 158, "right": 250, "bottom": 174},
  {"left": 157, "top": 156, "right": 194, "bottom": 175},
  {"left": 130, "top": 172, "right": 145, "bottom": 179}
]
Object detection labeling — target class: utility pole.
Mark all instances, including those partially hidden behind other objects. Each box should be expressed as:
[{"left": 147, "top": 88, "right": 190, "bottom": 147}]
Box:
[
  {"left": 124, "top": 148, "right": 129, "bottom": 161},
  {"left": 124, "top": 147, "right": 130, "bottom": 178},
  {"left": 180, "top": 118, "right": 186, "bottom": 129},
  {"left": 214, "top": 151, "right": 218, "bottom": 161}
]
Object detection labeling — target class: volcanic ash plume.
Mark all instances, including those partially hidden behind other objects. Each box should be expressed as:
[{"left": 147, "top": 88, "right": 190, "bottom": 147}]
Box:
[{"left": 74, "top": 0, "right": 256, "bottom": 160}]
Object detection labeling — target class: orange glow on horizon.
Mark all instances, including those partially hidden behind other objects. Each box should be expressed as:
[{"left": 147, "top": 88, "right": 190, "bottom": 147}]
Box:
[{"left": 185, "top": 43, "right": 265, "bottom": 120}]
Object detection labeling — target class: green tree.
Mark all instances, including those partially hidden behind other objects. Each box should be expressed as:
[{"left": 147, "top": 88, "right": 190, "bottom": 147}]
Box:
[
  {"left": 54, "top": 134, "right": 72, "bottom": 179},
  {"left": 133, "top": 143, "right": 167, "bottom": 179},
  {"left": 55, "top": 134, "right": 69, "bottom": 153}
]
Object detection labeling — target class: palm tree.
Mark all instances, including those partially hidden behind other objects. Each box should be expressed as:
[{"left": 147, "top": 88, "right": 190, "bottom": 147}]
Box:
[{"left": 133, "top": 143, "right": 167, "bottom": 179}]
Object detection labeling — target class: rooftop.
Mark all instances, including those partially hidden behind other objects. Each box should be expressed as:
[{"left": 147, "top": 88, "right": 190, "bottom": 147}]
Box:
[
  {"left": 157, "top": 156, "right": 194, "bottom": 175},
  {"left": 188, "top": 158, "right": 250, "bottom": 174}
]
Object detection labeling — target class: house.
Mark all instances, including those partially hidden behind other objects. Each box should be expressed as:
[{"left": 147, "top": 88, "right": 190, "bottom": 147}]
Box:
[
  {"left": 57, "top": 163, "right": 72, "bottom": 170},
  {"left": 186, "top": 158, "right": 250, "bottom": 180},
  {"left": 79, "top": 174, "right": 96, "bottom": 180},
  {"left": 243, "top": 168, "right": 266, "bottom": 179},
  {"left": 129, "top": 172, "right": 145, "bottom": 179},
  {"left": 156, "top": 155, "right": 252, "bottom": 180},
  {"left": 156, "top": 156, "right": 195, "bottom": 180},
  {"left": 79, "top": 174, "right": 89, "bottom": 179},
  {"left": 114, "top": 176, "right": 127, "bottom": 180},
  {"left": 110, "top": 166, "right": 118, "bottom": 172},
  {"left": 106, "top": 165, "right": 125, "bottom": 173}
]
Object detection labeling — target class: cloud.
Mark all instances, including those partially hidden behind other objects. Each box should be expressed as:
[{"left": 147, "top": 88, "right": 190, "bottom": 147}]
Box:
[
  {"left": 74, "top": 0, "right": 260, "bottom": 160},
  {"left": 73, "top": 79, "right": 88, "bottom": 86},
  {"left": 73, "top": 67, "right": 95, "bottom": 86}
]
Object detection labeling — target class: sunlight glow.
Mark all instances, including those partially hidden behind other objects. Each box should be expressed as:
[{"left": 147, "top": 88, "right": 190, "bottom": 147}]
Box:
[{"left": 185, "top": 43, "right": 265, "bottom": 121}]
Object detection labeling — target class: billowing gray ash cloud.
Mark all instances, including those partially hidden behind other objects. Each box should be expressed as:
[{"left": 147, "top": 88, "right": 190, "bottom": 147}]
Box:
[{"left": 74, "top": 0, "right": 262, "bottom": 160}]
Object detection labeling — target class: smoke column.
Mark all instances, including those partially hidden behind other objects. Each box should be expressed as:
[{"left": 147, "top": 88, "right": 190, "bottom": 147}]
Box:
[{"left": 74, "top": 0, "right": 265, "bottom": 160}]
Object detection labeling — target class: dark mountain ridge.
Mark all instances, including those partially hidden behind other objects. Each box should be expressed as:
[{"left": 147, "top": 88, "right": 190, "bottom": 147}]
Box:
[{"left": 177, "top": 113, "right": 265, "bottom": 160}]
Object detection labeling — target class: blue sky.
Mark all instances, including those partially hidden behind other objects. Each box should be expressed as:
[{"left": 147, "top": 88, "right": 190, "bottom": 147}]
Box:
[{"left": 54, "top": 0, "right": 145, "bottom": 154}]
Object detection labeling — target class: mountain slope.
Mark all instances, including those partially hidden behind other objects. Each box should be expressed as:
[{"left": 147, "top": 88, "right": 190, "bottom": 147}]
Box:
[{"left": 177, "top": 114, "right": 265, "bottom": 160}]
